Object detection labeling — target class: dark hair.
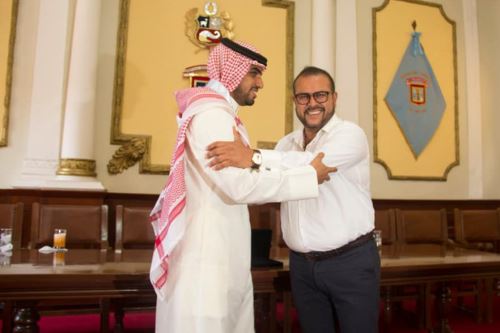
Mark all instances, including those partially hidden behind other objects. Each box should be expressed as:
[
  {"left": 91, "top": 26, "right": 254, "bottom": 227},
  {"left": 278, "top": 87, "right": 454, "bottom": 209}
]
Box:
[{"left": 293, "top": 66, "right": 335, "bottom": 93}]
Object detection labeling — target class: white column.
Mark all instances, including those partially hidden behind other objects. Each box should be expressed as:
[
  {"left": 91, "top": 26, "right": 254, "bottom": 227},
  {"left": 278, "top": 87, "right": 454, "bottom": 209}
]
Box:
[
  {"left": 56, "top": 0, "right": 104, "bottom": 190},
  {"left": 462, "top": 0, "right": 483, "bottom": 198},
  {"left": 12, "top": 0, "right": 70, "bottom": 189},
  {"left": 334, "top": 0, "right": 359, "bottom": 123},
  {"left": 311, "top": 0, "right": 335, "bottom": 75}
]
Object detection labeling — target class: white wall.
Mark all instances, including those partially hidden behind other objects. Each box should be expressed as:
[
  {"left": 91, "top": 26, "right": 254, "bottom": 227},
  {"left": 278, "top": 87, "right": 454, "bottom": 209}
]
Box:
[
  {"left": 1, "top": 0, "right": 499, "bottom": 199},
  {"left": 0, "top": 0, "right": 39, "bottom": 188},
  {"left": 478, "top": 0, "right": 500, "bottom": 198},
  {"left": 93, "top": 0, "right": 165, "bottom": 194}
]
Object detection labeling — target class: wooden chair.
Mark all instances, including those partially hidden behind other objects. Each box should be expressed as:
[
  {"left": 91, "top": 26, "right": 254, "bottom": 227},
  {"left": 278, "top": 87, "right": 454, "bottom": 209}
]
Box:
[
  {"left": 391, "top": 208, "right": 449, "bottom": 330},
  {"left": 0, "top": 203, "right": 23, "bottom": 332},
  {"left": 375, "top": 208, "right": 397, "bottom": 245},
  {"left": 28, "top": 203, "right": 110, "bottom": 332},
  {"left": 0, "top": 202, "right": 23, "bottom": 249},
  {"left": 454, "top": 208, "right": 500, "bottom": 252},
  {"left": 453, "top": 208, "right": 500, "bottom": 323},
  {"left": 249, "top": 203, "right": 294, "bottom": 332},
  {"left": 30, "top": 203, "right": 108, "bottom": 250},
  {"left": 375, "top": 209, "right": 398, "bottom": 330},
  {"left": 396, "top": 208, "right": 448, "bottom": 246},
  {"left": 249, "top": 203, "right": 288, "bottom": 258},
  {"left": 113, "top": 205, "right": 155, "bottom": 333},
  {"left": 115, "top": 205, "right": 155, "bottom": 252}
]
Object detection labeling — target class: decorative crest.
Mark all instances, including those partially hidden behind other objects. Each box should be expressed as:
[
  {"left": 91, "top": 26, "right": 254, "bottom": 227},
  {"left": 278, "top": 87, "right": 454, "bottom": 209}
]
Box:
[
  {"left": 107, "top": 137, "right": 146, "bottom": 174},
  {"left": 185, "top": 1, "right": 234, "bottom": 49}
]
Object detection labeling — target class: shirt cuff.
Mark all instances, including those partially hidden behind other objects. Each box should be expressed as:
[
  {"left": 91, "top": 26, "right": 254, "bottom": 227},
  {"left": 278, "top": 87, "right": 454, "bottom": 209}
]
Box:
[
  {"left": 283, "top": 165, "right": 319, "bottom": 200},
  {"left": 260, "top": 149, "right": 285, "bottom": 169}
]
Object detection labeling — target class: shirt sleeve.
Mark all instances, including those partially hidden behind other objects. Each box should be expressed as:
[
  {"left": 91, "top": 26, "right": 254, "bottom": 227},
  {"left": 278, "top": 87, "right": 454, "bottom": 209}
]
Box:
[
  {"left": 318, "top": 124, "right": 368, "bottom": 171},
  {"left": 260, "top": 148, "right": 314, "bottom": 170},
  {"left": 261, "top": 123, "right": 368, "bottom": 172},
  {"left": 187, "top": 103, "right": 318, "bottom": 204},
  {"left": 260, "top": 135, "right": 315, "bottom": 169}
]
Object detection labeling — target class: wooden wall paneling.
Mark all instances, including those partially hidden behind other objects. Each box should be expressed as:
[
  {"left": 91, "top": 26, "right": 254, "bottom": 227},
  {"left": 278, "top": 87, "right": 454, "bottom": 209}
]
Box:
[{"left": 1, "top": 189, "right": 500, "bottom": 251}]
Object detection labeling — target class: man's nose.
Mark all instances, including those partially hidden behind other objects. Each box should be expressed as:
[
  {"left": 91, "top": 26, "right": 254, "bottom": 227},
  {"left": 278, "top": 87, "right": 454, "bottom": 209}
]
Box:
[
  {"left": 256, "top": 76, "right": 264, "bottom": 89},
  {"left": 308, "top": 95, "right": 320, "bottom": 107}
]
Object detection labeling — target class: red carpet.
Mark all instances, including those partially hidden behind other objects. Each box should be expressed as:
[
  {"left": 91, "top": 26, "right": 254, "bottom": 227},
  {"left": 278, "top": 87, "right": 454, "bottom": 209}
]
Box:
[
  {"left": 2, "top": 297, "right": 500, "bottom": 332},
  {"left": 0, "top": 311, "right": 156, "bottom": 333}
]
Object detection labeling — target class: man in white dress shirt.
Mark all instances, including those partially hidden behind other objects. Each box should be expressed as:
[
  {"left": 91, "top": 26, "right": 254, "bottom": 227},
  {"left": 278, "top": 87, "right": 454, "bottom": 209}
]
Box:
[
  {"left": 207, "top": 66, "right": 379, "bottom": 332},
  {"left": 150, "top": 42, "right": 336, "bottom": 333}
]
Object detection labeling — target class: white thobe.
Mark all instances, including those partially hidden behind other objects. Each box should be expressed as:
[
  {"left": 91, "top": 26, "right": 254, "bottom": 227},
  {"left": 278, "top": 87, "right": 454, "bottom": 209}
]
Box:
[{"left": 155, "top": 95, "right": 318, "bottom": 332}]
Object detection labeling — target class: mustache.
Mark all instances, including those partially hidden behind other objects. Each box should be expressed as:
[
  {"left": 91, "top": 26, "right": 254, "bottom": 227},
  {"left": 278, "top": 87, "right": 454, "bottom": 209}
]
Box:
[{"left": 305, "top": 106, "right": 325, "bottom": 113}]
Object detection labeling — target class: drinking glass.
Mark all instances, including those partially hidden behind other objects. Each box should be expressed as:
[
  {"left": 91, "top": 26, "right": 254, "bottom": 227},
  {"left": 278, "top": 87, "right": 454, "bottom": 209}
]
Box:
[
  {"left": 0, "top": 228, "right": 12, "bottom": 246},
  {"left": 53, "top": 251, "right": 66, "bottom": 266},
  {"left": 53, "top": 229, "right": 67, "bottom": 249}
]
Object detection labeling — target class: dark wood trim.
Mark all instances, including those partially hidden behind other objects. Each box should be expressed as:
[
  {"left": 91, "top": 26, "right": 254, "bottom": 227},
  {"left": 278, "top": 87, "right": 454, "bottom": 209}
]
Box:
[{"left": 1, "top": 189, "right": 499, "bottom": 249}]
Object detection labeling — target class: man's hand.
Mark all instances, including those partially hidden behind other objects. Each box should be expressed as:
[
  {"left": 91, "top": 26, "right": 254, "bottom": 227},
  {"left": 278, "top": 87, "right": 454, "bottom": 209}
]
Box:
[
  {"left": 310, "top": 152, "right": 337, "bottom": 184},
  {"left": 206, "top": 127, "right": 253, "bottom": 170}
]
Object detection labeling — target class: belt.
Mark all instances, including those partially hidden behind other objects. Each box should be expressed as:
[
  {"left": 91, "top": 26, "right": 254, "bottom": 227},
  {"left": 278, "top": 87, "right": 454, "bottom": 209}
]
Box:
[{"left": 293, "top": 231, "right": 374, "bottom": 262}]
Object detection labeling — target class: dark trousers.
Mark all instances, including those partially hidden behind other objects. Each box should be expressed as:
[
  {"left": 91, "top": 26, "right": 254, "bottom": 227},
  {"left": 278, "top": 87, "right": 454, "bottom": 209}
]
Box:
[{"left": 290, "top": 240, "right": 380, "bottom": 333}]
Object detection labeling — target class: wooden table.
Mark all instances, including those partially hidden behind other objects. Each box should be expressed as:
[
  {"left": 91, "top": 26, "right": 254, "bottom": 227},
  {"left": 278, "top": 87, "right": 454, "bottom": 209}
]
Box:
[
  {"left": 269, "top": 244, "right": 500, "bottom": 333},
  {"left": 0, "top": 249, "right": 154, "bottom": 333},
  {"left": 0, "top": 249, "right": 287, "bottom": 333},
  {"left": 380, "top": 244, "right": 500, "bottom": 332},
  {"left": 1, "top": 245, "right": 500, "bottom": 333}
]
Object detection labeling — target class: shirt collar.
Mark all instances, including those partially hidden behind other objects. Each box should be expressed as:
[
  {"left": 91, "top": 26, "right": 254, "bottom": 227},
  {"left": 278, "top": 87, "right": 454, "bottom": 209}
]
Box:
[
  {"left": 291, "top": 114, "right": 340, "bottom": 148},
  {"left": 206, "top": 79, "right": 239, "bottom": 112}
]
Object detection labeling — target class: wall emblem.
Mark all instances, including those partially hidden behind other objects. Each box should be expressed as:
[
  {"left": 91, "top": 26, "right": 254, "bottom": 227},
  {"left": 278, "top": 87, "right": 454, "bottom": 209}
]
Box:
[
  {"left": 185, "top": 1, "right": 234, "bottom": 49},
  {"left": 384, "top": 23, "right": 446, "bottom": 158},
  {"left": 407, "top": 76, "right": 427, "bottom": 105},
  {"left": 183, "top": 65, "right": 209, "bottom": 87}
]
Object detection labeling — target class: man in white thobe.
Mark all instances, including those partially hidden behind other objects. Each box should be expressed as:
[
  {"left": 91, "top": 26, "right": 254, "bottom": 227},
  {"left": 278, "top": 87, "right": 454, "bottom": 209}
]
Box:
[{"left": 151, "top": 39, "right": 336, "bottom": 332}]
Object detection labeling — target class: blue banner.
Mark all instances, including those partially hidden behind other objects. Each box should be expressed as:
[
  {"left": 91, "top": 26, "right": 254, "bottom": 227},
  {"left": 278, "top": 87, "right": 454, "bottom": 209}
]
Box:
[{"left": 384, "top": 32, "right": 446, "bottom": 158}]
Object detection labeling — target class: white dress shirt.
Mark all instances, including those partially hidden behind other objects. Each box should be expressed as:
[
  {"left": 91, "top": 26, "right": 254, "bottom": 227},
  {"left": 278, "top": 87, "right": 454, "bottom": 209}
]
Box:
[{"left": 261, "top": 114, "right": 374, "bottom": 252}]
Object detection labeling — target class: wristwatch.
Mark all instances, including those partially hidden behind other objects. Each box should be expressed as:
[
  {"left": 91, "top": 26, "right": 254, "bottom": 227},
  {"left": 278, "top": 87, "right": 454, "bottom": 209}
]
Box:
[{"left": 250, "top": 149, "right": 262, "bottom": 170}]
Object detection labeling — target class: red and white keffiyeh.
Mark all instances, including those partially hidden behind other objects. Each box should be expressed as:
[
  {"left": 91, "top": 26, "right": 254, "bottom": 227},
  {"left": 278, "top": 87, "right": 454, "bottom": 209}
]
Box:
[
  {"left": 150, "top": 40, "right": 264, "bottom": 299},
  {"left": 207, "top": 40, "right": 266, "bottom": 92}
]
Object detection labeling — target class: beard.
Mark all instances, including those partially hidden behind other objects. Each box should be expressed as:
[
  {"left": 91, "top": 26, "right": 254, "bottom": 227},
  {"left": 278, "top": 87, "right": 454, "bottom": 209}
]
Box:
[
  {"left": 297, "top": 105, "right": 335, "bottom": 131},
  {"left": 231, "top": 86, "right": 257, "bottom": 106}
]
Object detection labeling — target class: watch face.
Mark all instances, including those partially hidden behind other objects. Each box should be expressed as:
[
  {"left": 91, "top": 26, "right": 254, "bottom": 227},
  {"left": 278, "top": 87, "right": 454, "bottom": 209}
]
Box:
[{"left": 252, "top": 150, "right": 262, "bottom": 168}]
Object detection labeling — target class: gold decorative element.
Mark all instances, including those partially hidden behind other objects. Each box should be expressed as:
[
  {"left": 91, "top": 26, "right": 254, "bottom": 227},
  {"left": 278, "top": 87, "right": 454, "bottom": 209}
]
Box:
[
  {"left": 185, "top": 2, "right": 234, "bottom": 49},
  {"left": 257, "top": 141, "right": 277, "bottom": 150},
  {"left": 262, "top": 0, "right": 295, "bottom": 133},
  {"left": 111, "top": 0, "right": 294, "bottom": 175},
  {"left": 372, "top": 0, "right": 459, "bottom": 181},
  {"left": 183, "top": 64, "right": 209, "bottom": 87},
  {"left": 57, "top": 159, "right": 97, "bottom": 177},
  {"left": 111, "top": 0, "right": 169, "bottom": 175},
  {"left": 0, "top": 0, "right": 19, "bottom": 147},
  {"left": 107, "top": 137, "right": 147, "bottom": 175}
]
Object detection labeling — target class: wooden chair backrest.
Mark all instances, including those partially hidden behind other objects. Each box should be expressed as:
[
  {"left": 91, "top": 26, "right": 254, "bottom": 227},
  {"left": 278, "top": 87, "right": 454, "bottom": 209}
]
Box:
[
  {"left": 30, "top": 203, "right": 108, "bottom": 249},
  {"left": 454, "top": 208, "right": 500, "bottom": 252},
  {"left": 396, "top": 208, "right": 448, "bottom": 245},
  {"left": 0, "top": 202, "right": 24, "bottom": 249},
  {"left": 115, "top": 205, "right": 155, "bottom": 251}
]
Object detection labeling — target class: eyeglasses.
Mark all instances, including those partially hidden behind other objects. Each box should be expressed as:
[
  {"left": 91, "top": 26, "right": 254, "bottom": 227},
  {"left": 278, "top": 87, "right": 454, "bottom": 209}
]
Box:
[{"left": 294, "top": 91, "right": 332, "bottom": 105}]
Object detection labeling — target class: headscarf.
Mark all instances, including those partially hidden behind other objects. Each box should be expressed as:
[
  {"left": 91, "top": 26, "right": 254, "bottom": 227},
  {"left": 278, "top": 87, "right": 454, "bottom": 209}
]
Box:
[{"left": 207, "top": 38, "right": 267, "bottom": 92}]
